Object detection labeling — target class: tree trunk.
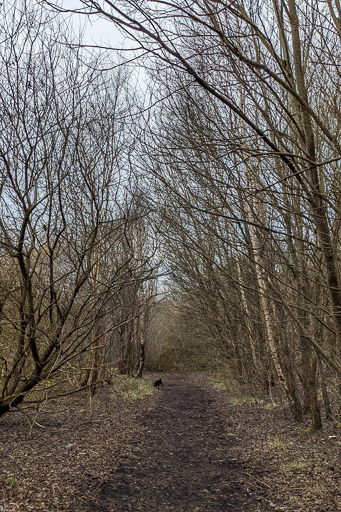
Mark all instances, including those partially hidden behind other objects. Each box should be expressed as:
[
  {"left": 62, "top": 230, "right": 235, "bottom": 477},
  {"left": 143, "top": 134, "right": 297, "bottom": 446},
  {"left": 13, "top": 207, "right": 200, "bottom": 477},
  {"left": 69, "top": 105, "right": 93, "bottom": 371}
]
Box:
[
  {"left": 318, "top": 356, "right": 333, "bottom": 421},
  {"left": 136, "top": 309, "right": 146, "bottom": 378}
]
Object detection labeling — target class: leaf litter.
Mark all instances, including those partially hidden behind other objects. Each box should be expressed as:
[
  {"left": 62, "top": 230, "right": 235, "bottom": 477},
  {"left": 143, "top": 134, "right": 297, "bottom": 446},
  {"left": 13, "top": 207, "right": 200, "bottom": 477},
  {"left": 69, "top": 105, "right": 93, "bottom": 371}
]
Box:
[{"left": 0, "top": 373, "right": 340, "bottom": 511}]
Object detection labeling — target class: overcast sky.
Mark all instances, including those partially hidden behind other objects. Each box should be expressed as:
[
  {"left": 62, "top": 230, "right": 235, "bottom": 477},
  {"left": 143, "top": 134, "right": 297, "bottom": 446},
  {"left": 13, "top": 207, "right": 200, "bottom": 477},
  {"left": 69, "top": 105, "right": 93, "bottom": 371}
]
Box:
[
  {"left": 57, "top": 1, "right": 128, "bottom": 49},
  {"left": 54, "top": 0, "right": 149, "bottom": 87}
]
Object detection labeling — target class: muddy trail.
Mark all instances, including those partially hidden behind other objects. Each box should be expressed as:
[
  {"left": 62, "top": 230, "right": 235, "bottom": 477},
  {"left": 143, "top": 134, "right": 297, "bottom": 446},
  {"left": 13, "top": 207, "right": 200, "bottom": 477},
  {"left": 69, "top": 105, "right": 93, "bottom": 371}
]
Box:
[
  {"left": 90, "top": 373, "right": 257, "bottom": 512},
  {"left": 1, "top": 372, "right": 341, "bottom": 511}
]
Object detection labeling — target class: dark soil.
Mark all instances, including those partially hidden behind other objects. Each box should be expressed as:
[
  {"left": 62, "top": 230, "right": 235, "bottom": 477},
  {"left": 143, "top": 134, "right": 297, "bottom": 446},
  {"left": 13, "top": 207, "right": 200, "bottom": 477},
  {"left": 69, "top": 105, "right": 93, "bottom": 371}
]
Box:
[{"left": 0, "top": 372, "right": 340, "bottom": 511}]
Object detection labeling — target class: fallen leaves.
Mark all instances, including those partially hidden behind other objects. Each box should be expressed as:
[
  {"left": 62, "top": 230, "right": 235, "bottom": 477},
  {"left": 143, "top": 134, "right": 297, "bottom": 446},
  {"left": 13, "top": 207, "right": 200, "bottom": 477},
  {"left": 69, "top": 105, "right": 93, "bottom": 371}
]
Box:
[{"left": 0, "top": 373, "right": 340, "bottom": 511}]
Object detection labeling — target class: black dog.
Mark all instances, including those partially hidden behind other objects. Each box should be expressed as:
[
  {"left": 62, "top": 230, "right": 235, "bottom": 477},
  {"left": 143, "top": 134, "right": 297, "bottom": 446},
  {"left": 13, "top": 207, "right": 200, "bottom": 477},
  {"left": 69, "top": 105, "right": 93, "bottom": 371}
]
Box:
[{"left": 154, "top": 379, "right": 163, "bottom": 389}]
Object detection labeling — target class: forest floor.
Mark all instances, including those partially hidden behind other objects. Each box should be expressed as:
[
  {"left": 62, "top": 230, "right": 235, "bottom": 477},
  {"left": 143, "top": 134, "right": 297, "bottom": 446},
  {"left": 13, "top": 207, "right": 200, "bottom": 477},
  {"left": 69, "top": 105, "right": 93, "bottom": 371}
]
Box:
[{"left": 0, "top": 372, "right": 340, "bottom": 511}]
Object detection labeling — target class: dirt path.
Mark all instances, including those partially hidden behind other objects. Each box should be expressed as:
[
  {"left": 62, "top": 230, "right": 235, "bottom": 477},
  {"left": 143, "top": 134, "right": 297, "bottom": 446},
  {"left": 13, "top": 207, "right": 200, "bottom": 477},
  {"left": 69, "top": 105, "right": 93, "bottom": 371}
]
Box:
[
  {"left": 87, "top": 373, "right": 260, "bottom": 512},
  {"left": 1, "top": 372, "right": 341, "bottom": 511}
]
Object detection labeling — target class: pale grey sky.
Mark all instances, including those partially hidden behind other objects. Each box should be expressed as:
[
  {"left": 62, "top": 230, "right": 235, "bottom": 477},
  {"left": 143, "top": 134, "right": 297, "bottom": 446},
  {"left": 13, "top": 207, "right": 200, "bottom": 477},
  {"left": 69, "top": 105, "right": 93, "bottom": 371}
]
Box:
[
  {"left": 58, "top": 1, "right": 129, "bottom": 50},
  {"left": 56, "top": 1, "right": 148, "bottom": 84}
]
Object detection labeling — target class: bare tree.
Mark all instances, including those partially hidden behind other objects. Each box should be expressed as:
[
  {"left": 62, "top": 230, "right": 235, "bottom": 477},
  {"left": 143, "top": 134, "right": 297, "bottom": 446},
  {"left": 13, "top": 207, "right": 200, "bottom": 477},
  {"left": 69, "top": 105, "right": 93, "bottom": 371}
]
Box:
[
  {"left": 43, "top": 0, "right": 341, "bottom": 428},
  {"left": 46, "top": 0, "right": 341, "bottom": 342},
  {"left": 0, "top": 1, "right": 151, "bottom": 415},
  {"left": 137, "top": 72, "right": 337, "bottom": 427}
]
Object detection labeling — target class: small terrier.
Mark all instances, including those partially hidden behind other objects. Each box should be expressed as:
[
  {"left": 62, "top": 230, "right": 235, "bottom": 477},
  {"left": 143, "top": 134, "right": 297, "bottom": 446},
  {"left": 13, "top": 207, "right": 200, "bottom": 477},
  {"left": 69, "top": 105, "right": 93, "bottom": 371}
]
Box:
[{"left": 154, "top": 379, "right": 163, "bottom": 389}]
